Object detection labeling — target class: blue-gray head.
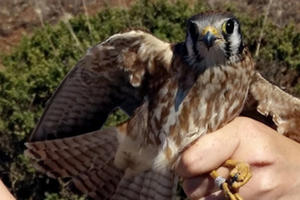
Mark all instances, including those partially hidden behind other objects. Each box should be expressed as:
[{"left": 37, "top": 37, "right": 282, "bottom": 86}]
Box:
[
  {"left": 175, "top": 12, "right": 245, "bottom": 111},
  {"left": 185, "top": 12, "right": 244, "bottom": 69}
]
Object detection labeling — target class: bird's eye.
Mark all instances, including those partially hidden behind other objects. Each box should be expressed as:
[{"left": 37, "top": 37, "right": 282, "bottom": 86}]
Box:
[{"left": 222, "top": 19, "right": 235, "bottom": 34}]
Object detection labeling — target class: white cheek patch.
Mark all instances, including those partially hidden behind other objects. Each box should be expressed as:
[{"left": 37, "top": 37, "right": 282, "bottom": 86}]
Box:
[{"left": 228, "top": 21, "right": 241, "bottom": 56}]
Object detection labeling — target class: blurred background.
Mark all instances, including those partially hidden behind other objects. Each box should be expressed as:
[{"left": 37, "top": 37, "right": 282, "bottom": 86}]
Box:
[{"left": 0, "top": 0, "right": 299, "bottom": 199}]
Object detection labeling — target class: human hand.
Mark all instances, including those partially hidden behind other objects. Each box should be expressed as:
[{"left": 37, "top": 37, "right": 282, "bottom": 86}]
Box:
[
  {"left": 0, "top": 180, "right": 15, "bottom": 200},
  {"left": 176, "top": 117, "right": 300, "bottom": 200}
]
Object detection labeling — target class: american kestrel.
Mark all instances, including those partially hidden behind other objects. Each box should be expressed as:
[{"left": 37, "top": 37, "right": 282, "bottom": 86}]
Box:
[{"left": 25, "top": 12, "right": 300, "bottom": 200}]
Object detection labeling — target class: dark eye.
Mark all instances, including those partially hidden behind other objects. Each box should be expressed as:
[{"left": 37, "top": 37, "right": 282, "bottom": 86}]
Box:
[{"left": 223, "top": 19, "right": 235, "bottom": 34}]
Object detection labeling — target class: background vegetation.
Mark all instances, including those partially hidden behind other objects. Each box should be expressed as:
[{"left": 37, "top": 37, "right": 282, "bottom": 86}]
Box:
[{"left": 0, "top": 0, "right": 299, "bottom": 199}]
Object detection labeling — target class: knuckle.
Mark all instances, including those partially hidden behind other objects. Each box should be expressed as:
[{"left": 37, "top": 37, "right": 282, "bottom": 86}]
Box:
[
  {"left": 176, "top": 152, "right": 197, "bottom": 177},
  {"left": 234, "top": 117, "right": 262, "bottom": 135}
]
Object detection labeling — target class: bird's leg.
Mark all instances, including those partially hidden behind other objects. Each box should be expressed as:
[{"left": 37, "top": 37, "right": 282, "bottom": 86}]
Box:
[
  {"left": 210, "top": 170, "right": 240, "bottom": 200},
  {"left": 225, "top": 160, "right": 252, "bottom": 191},
  {"left": 210, "top": 160, "right": 252, "bottom": 200}
]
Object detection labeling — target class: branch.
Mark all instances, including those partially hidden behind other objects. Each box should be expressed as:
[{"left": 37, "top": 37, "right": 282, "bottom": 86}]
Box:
[{"left": 255, "top": 0, "right": 273, "bottom": 58}]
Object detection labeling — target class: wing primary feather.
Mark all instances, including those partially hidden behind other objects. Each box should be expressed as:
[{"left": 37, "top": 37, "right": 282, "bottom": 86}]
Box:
[
  {"left": 247, "top": 72, "right": 300, "bottom": 142},
  {"left": 30, "top": 30, "right": 173, "bottom": 142}
]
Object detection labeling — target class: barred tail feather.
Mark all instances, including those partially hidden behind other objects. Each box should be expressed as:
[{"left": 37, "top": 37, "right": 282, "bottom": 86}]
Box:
[
  {"left": 72, "top": 159, "right": 124, "bottom": 199},
  {"left": 112, "top": 169, "right": 177, "bottom": 200},
  {"left": 25, "top": 127, "right": 177, "bottom": 199},
  {"left": 25, "top": 127, "right": 125, "bottom": 199}
]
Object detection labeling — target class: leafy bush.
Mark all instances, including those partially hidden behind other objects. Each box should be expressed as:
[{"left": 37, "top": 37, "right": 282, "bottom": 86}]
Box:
[{"left": 0, "top": 0, "right": 299, "bottom": 199}]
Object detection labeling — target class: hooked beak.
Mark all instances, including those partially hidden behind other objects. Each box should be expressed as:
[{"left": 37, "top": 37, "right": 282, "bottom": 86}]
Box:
[{"left": 201, "top": 26, "right": 218, "bottom": 48}]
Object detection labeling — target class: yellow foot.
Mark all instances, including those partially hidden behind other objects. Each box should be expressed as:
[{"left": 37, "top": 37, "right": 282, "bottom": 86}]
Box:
[
  {"left": 225, "top": 160, "right": 252, "bottom": 191},
  {"left": 210, "top": 160, "right": 252, "bottom": 200}
]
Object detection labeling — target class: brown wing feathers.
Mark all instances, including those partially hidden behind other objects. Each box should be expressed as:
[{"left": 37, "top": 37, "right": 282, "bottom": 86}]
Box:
[
  {"left": 72, "top": 159, "right": 124, "bottom": 199},
  {"left": 25, "top": 127, "right": 120, "bottom": 178},
  {"left": 111, "top": 170, "right": 177, "bottom": 200},
  {"left": 26, "top": 127, "right": 125, "bottom": 199},
  {"left": 248, "top": 72, "right": 300, "bottom": 142},
  {"left": 26, "top": 30, "right": 174, "bottom": 199},
  {"left": 29, "top": 30, "right": 172, "bottom": 142},
  {"left": 30, "top": 63, "right": 124, "bottom": 141},
  {"left": 26, "top": 125, "right": 176, "bottom": 200}
]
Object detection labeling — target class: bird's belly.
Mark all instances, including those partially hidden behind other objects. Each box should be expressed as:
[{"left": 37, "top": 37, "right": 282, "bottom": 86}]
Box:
[
  {"left": 153, "top": 65, "right": 253, "bottom": 171},
  {"left": 180, "top": 65, "right": 252, "bottom": 147}
]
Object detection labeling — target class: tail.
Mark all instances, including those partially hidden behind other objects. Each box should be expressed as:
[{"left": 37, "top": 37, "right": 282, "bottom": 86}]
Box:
[{"left": 25, "top": 127, "right": 177, "bottom": 199}]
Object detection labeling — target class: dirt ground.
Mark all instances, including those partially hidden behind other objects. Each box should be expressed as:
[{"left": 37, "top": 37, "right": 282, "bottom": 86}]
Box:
[
  {"left": 0, "top": 0, "right": 134, "bottom": 54},
  {"left": 0, "top": 0, "right": 299, "bottom": 64}
]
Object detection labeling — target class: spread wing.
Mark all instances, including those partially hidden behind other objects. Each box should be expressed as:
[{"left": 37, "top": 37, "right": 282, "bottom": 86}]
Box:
[
  {"left": 29, "top": 30, "right": 173, "bottom": 142},
  {"left": 25, "top": 125, "right": 178, "bottom": 200},
  {"left": 245, "top": 72, "right": 300, "bottom": 142}
]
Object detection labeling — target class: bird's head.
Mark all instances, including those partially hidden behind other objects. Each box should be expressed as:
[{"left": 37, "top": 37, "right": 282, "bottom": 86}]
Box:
[{"left": 184, "top": 12, "right": 244, "bottom": 69}]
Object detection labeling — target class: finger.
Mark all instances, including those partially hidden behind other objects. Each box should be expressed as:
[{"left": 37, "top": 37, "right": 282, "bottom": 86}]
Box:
[
  {"left": 176, "top": 117, "right": 244, "bottom": 178},
  {"left": 183, "top": 167, "right": 229, "bottom": 199},
  {"left": 199, "top": 190, "right": 224, "bottom": 200},
  {"left": 0, "top": 180, "right": 15, "bottom": 200},
  {"left": 183, "top": 175, "right": 216, "bottom": 199}
]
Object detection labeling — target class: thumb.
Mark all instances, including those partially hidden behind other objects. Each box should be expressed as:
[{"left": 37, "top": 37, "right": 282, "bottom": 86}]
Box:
[{"left": 176, "top": 117, "right": 243, "bottom": 178}]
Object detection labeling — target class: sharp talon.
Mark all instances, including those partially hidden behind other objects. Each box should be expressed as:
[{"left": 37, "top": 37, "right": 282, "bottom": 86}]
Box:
[
  {"left": 233, "top": 173, "right": 239, "bottom": 182},
  {"left": 229, "top": 173, "right": 240, "bottom": 185}
]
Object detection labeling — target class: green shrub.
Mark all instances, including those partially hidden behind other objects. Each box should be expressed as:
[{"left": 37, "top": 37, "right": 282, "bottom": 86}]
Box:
[{"left": 0, "top": 0, "right": 299, "bottom": 199}]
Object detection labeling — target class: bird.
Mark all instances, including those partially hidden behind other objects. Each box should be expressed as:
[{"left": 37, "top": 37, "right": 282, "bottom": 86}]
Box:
[{"left": 25, "top": 12, "right": 300, "bottom": 200}]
